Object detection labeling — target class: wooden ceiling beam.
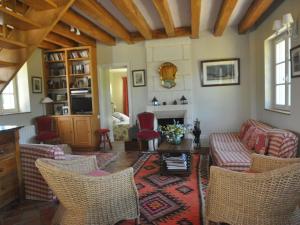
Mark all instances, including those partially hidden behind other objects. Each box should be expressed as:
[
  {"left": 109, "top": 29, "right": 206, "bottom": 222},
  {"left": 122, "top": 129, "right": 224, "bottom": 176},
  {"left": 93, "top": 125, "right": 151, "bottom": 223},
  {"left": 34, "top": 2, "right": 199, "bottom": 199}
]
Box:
[
  {"left": 111, "top": 0, "right": 152, "bottom": 40},
  {"left": 213, "top": 0, "right": 237, "bottom": 36},
  {"left": 39, "top": 40, "right": 60, "bottom": 49},
  {"left": 131, "top": 27, "right": 191, "bottom": 42},
  {"left": 238, "top": 0, "right": 274, "bottom": 34},
  {"left": 73, "top": 0, "right": 132, "bottom": 44},
  {"left": 52, "top": 22, "right": 95, "bottom": 46},
  {"left": 44, "top": 32, "right": 77, "bottom": 47},
  {"left": 152, "top": 0, "right": 175, "bottom": 37},
  {"left": 22, "top": 0, "right": 57, "bottom": 10},
  {"left": 61, "top": 10, "right": 116, "bottom": 45},
  {"left": 191, "top": 0, "right": 201, "bottom": 38}
]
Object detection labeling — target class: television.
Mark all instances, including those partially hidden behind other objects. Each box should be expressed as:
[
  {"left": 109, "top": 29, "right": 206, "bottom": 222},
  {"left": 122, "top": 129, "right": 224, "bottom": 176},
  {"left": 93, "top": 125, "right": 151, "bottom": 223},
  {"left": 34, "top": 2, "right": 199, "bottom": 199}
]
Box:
[{"left": 71, "top": 96, "right": 92, "bottom": 114}]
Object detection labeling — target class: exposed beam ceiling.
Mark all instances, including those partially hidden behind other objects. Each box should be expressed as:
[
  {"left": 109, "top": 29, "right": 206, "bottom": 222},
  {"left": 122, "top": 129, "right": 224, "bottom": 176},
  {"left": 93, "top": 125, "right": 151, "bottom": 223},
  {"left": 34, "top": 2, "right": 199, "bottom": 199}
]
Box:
[
  {"left": 152, "top": 0, "right": 175, "bottom": 37},
  {"left": 238, "top": 0, "right": 274, "bottom": 34},
  {"left": 213, "top": 0, "right": 237, "bottom": 36},
  {"left": 61, "top": 10, "right": 116, "bottom": 45},
  {"left": 44, "top": 32, "right": 77, "bottom": 47},
  {"left": 52, "top": 22, "right": 95, "bottom": 46},
  {"left": 131, "top": 26, "right": 191, "bottom": 42},
  {"left": 39, "top": 40, "right": 60, "bottom": 49},
  {"left": 111, "top": 0, "right": 152, "bottom": 40},
  {"left": 22, "top": 0, "right": 57, "bottom": 10},
  {"left": 73, "top": 0, "right": 132, "bottom": 44},
  {"left": 191, "top": 0, "right": 201, "bottom": 38}
]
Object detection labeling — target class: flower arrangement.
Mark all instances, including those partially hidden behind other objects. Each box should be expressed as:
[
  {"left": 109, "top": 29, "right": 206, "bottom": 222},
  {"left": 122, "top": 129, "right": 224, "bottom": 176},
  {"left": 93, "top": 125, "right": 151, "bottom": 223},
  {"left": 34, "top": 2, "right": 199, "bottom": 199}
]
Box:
[{"left": 159, "top": 122, "right": 186, "bottom": 145}]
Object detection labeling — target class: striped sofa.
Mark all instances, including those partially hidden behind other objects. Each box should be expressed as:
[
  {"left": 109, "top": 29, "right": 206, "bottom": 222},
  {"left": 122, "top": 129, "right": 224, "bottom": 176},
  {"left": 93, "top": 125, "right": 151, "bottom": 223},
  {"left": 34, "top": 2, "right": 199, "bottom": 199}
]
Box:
[
  {"left": 209, "top": 120, "right": 299, "bottom": 171},
  {"left": 20, "top": 144, "right": 79, "bottom": 201}
]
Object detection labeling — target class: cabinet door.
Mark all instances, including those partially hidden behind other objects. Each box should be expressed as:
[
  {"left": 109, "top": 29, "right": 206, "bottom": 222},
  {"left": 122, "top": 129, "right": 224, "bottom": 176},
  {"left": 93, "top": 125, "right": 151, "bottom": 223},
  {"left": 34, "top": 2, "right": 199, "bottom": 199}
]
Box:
[
  {"left": 73, "top": 117, "right": 92, "bottom": 146},
  {"left": 57, "top": 117, "right": 74, "bottom": 145}
]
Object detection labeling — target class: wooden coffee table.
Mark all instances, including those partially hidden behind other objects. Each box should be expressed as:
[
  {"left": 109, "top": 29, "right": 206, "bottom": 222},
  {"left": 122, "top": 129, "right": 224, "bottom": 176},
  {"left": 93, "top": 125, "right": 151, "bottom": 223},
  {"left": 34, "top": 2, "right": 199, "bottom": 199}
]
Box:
[{"left": 158, "top": 139, "right": 193, "bottom": 176}]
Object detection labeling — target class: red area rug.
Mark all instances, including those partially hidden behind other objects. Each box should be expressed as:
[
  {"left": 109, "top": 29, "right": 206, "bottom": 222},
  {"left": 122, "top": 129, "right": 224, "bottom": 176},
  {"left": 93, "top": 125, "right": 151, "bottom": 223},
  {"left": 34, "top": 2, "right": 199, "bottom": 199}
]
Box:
[{"left": 119, "top": 153, "right": 207, "bottom": 225}]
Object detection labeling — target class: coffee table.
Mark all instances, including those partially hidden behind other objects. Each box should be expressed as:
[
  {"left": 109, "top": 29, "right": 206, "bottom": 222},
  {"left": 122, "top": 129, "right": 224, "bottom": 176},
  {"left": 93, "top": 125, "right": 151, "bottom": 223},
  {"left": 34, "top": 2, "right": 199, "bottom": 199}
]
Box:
[{"left": 158, "top": 139, "right": 193, "bottom": 176}]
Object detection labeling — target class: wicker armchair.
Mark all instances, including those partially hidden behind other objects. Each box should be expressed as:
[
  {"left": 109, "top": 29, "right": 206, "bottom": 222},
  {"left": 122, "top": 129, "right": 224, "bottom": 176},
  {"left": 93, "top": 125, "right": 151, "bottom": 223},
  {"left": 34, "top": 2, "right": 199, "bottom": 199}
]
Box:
[
  {"left": 35, "top": 156, "right": 140, "bottom": 225},
  {"left": 206, "top": 154, "right": 300, "bottom": 225}
]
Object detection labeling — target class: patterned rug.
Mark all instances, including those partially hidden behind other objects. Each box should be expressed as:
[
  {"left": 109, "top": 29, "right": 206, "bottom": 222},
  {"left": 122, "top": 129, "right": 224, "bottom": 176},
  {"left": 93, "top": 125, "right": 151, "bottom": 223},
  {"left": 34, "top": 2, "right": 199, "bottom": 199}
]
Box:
[
  {"left": 74, "top": 151, "right": 119, "bottom": 169},
  {"left": 119, "top": 153, "right": 209, "bottom": 225}
]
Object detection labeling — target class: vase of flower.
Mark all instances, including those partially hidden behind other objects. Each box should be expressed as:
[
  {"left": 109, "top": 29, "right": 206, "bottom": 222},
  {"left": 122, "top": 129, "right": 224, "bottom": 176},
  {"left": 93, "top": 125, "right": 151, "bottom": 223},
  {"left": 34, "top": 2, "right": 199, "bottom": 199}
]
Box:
[{"left": 159, "top": 122, "right": 186, "bottom": 145}]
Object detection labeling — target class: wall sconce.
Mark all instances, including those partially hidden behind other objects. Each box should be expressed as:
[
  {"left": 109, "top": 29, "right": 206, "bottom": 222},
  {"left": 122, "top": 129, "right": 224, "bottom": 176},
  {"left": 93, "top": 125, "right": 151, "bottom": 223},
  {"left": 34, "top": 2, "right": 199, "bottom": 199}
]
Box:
[{"left": 272, "top": 13, "right": 298, "bottom": 38}]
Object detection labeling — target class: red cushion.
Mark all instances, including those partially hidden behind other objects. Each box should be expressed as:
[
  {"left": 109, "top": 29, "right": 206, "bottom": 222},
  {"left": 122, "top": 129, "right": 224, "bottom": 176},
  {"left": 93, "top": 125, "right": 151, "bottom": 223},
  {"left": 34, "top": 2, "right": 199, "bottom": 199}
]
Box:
[
  {"left": 242, "top": 126, "right": 255, "bottom": 146},
  {"left": 239, "top": 122, "right": 250, "bottom": 139},
  {"left": 88, "top": 169, "right": 110, "bottom": 176},
  {"left": 138, "top": 112, "right": 155, "bottom": 130},
  {"left": 36, "top": 131, "right": 59, "bottom": 142},
  {"left": 137, "top": 130, "right": 160, "bottom": 140},
  {"left": 98, "top": 128, "right": 110, "bottom": 134},
  {"left": 254, "top": 133, "right": 269, "bottom": 154}
]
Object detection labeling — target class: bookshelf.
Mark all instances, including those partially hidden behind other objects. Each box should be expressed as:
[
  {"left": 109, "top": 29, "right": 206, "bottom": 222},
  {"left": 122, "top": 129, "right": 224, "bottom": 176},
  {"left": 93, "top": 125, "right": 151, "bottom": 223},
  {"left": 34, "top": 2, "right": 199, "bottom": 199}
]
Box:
[
  {"left": 43, "top": 46, "right": 98, "bottom": 116},
  {"left": 43, "top": 46, "right": 100, "bottom": 150}
]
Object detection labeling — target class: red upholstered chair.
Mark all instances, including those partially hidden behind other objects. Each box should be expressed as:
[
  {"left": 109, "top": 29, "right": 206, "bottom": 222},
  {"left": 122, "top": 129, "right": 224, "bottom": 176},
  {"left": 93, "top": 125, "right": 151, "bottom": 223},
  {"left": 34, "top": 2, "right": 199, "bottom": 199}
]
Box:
[
  {"left": 137, "top": 112, "right": 160, "bottom": 151},
  {"left": 35, "top": 116, "right": 60, "bottom": 144}
]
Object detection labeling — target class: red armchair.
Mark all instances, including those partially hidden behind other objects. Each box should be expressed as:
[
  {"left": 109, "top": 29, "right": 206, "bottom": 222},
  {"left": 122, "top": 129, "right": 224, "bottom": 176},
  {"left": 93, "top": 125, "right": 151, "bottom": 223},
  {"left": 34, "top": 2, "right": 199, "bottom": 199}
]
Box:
[
  {"left": 35, "top": 116, "right": 60, "bottom": 144},
  {"left": 137, "top": 112, "right": 160, "bottom": 151}
]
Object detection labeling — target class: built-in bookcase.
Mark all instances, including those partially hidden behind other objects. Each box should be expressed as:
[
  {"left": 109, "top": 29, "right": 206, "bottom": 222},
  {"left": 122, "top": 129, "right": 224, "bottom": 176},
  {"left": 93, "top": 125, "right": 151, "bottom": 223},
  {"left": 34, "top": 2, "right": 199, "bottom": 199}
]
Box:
[{"left": 43, "top": 46, "right": 99, "bottom": 116}]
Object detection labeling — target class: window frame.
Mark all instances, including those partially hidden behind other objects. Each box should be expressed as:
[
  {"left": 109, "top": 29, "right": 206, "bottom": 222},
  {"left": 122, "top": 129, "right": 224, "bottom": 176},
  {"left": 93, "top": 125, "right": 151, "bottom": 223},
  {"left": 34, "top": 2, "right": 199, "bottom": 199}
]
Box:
[
  {"left": 272, "top": 33, "right": 291, "bottom": 112},
  {"left": 0, "top": 78, "right": 19, "bottom": 114}
]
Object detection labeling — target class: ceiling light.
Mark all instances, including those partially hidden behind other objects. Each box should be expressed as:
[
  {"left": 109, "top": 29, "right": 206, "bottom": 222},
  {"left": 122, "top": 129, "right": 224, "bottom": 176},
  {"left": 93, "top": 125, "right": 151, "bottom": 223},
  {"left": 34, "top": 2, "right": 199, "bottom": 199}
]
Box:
[
  {"left": 70, "top": 25, "right": 75, "bottom": 32},
  {"left": 76, "top": 28, "right": 80, "bottom": 35},
  {"left": 272, "top": 13, "right": 298, "bottom": 38}
]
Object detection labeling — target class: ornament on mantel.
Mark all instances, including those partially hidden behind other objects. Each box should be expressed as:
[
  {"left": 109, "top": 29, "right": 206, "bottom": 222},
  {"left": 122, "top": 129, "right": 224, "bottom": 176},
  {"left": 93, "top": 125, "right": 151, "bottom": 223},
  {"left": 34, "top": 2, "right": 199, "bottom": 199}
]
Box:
[
  {"left": 152, "top": 97, "right": 159, "bottom": 106},
  {"left": 180, "top": 96, "right": 188, "bottom": 105}
]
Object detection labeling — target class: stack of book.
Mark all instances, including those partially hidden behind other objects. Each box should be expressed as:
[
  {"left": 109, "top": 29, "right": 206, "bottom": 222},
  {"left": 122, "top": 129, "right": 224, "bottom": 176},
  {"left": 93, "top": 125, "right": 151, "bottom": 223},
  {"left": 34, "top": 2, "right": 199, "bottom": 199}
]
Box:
[{"left": 163, "top": 153, "right": 187, "bottom": 170}]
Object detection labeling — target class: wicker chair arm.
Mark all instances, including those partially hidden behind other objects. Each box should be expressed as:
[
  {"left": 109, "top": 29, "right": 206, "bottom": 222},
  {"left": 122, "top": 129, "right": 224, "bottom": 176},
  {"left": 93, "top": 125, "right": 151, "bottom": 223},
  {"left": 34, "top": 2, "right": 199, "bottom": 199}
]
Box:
[
  {"left": 39, "top": 156, "right": 99, "bottom": 174},
  {"left": 250, "top": 153, "right": 300, "bottom": 172}
]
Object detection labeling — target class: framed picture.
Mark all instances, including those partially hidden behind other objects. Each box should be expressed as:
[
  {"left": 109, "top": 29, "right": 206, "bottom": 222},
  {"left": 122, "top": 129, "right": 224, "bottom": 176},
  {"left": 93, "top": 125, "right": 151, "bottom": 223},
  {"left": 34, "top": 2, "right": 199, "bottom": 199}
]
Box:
[
  {"left": 53, "top": 103, "right": 64, "bottom": 115},
  {"left": 290, "top": 45, "right": 300, "bottom": 78},
  {"left": 200, "top": 58, "right": 240, "bottom": 87},
  {"left": 62, "top": 106, "right": 69, "bottom": 115},
  {"left": 32, "top": 77, "right": 42, "bottom": 93},
  {"left": 132, "top": 70, "right": 146, "bottom": 87}
]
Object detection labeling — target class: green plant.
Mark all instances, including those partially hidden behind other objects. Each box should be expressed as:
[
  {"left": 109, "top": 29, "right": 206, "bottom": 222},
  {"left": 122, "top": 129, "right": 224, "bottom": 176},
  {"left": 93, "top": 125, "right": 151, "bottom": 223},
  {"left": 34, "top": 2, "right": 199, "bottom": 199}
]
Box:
[{"left": 159, "top": 122, "right": 186, "bottom": 144}]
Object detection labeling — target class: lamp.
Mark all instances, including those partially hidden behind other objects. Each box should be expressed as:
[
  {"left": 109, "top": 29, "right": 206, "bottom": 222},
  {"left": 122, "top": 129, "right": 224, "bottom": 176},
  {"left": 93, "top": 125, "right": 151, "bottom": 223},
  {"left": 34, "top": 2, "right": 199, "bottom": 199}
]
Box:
[
  {"left": 180, "top": 96, "right": 188, "bottom": 105},
  {"left": 41, "top": 97, "right": 54, "bottom": 115},
  {"left": 272, "top": 13, "right": 298, "bottom": 38}
]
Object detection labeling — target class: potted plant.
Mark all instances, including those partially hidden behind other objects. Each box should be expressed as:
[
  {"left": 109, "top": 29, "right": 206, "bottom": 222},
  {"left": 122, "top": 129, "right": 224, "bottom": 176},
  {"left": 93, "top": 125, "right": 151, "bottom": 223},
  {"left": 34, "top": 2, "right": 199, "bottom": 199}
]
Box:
[{"left": 159, "top": 122, "right": 186, "bottom": 145}]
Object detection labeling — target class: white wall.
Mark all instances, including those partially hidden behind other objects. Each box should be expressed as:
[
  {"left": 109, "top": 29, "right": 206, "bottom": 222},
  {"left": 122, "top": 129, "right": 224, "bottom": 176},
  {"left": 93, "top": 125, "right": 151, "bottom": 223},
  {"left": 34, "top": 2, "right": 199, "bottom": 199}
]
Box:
[
  {"left": 0, "top": 49, "right": 44, "bottom": 126},
  {"left": 97, "top": 30, "right": 252, "bottom": 145},
  {"left": 110, "top": 70, "right": 126, "bottom": 113},
  {"left": 251, "top": 0, "right": 300, "bottom": 133},
  {"left": 191, "top": 29, "right": 252, "bottom": 143}
]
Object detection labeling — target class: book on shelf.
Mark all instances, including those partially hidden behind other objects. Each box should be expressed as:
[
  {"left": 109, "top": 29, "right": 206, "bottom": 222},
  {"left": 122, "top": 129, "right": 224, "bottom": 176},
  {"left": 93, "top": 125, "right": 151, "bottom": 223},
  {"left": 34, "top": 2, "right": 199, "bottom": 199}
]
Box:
[
  {"left": 69, "top": 50, "right": 89, "bottom": 59},
  {"left": 71, "top": 63, "right": 90, "bottom": 74},
  {"left": 46, "top": 52, "right": 64, "bottom": 61}
]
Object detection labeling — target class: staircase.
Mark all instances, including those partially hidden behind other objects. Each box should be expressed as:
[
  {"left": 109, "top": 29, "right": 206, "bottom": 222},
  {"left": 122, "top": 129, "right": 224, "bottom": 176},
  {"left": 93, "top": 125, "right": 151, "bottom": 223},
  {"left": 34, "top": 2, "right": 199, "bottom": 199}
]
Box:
[{"left": 0, "top": 0, "right": 75, "bottom": 92}]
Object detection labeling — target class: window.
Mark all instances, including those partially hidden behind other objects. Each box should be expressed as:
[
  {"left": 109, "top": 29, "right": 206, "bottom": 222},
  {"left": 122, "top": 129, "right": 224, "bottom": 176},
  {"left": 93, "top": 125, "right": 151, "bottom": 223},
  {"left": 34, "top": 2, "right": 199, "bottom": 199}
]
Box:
[
  {"left": 273, "top": 34, "right": 291, "bottom": 111},
  {"left": 0, "top": 78, "right": 19, "bottom": 114}
]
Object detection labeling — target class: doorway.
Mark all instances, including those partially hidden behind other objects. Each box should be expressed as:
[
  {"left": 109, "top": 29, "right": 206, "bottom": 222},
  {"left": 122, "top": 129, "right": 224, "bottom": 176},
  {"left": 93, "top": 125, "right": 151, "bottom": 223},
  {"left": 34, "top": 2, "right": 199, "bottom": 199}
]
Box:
[{"left": 99, "top": 65, "right": 131, "bottom": 143}]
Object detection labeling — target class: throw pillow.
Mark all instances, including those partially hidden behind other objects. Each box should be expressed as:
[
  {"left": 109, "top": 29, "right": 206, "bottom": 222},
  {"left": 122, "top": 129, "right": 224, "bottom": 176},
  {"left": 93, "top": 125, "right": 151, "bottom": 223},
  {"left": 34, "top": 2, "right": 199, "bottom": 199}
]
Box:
[
  {"left": 254, "top": 133, "right": 269, "bottom": 154},
  {"left": 88, "top": 169, "right": 110, "bottom": 177},
  {"left": 242, "top": 126, "right": 255, "bottom": 146},
  {"left": 246, "top": 129, "right": 259, "bottom": 150},
  {"left": 239, "top": 123, "right": 250, "bottom": 139}
]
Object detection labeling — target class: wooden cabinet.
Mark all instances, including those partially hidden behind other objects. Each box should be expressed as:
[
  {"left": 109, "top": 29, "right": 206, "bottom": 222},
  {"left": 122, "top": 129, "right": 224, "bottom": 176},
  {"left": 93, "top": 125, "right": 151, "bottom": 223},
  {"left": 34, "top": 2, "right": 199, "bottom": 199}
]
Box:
[
  {"left": 73, "top": 117, "right": 92, "bottom": 146},
  {"left": 57, "top": 117, "right": 74, "bottom": 145},
  {"left": 0, "top": 126, "right": 22, "bottom": 208},
  {"left": 55, "top": 115, "right": 99, "bottom": 150}
]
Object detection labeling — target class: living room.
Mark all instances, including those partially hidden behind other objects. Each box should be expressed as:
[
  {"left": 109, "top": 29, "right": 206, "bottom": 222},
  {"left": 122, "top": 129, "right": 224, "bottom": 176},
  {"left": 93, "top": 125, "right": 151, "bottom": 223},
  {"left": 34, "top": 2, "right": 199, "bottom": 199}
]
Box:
[{"left": 0, "top": 0, "right": 300, "bottom": 225}]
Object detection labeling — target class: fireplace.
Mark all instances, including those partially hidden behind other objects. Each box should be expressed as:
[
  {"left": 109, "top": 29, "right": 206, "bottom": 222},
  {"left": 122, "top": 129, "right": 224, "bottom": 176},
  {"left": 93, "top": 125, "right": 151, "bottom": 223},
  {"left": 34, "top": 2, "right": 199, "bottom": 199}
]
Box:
[{"left": 157, "top": 118, "right": 184, "bottom": 127}]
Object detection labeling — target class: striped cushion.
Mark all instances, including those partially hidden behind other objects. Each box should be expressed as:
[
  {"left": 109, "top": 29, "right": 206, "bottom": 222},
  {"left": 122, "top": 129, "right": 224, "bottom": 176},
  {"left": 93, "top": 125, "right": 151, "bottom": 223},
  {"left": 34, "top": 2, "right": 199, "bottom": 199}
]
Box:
[
  {"left": 20, "top": 144, "right": 65, "bottom": 201},
  {"left": 267, "top": 129, "right": 298, "bottom": 158},
  {"left": 210, "top": 133, "right": 252, "bottom": 171}
]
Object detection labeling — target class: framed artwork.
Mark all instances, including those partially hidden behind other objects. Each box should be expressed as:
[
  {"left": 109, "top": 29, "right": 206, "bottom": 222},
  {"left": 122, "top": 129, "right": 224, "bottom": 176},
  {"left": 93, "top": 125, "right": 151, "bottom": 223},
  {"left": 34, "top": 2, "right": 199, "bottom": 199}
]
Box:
[
  {"left": 290, "top": 45, "right": 300, "bottom": 78},
  {"left": 200, "top": 58, "right": 240, "bottom": 87},
  {"left": 32, "top": 77, "right": 42, "bottom": 93},
  {"left": 132, "top": 70, "right": 146, "bottom": 87}
]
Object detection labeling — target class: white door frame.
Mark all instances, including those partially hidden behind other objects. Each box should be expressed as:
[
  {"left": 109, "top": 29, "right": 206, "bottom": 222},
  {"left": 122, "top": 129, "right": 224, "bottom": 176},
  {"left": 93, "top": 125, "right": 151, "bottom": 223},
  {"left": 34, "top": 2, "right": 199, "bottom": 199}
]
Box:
[{"left": 98, "top": 63, "right": 133, "bottom": 140}]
